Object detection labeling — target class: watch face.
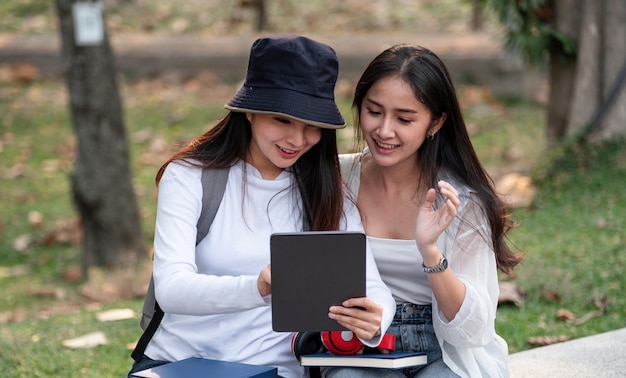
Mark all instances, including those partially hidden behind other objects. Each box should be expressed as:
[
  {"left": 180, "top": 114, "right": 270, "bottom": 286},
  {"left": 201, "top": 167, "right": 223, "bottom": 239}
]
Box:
[{"left": 441, "top": 257, "right": 448, "bottom": 271}]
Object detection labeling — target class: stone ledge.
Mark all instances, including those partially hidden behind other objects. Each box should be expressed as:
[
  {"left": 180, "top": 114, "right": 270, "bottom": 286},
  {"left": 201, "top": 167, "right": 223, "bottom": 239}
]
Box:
[{"left": 508, "top": 327, "right": 626, "bottom": 378}]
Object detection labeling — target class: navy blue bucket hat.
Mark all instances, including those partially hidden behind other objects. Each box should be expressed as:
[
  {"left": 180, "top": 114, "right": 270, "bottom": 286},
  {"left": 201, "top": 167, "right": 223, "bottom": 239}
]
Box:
[{"left": 225, "top": 34, "right": 346, "bottom": 129}]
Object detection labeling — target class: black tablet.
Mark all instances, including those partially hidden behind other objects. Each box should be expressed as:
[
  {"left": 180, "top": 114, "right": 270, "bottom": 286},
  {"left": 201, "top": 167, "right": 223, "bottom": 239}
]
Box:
[{"left": 270, "top": 231, "right": 366, "bottom": 332}]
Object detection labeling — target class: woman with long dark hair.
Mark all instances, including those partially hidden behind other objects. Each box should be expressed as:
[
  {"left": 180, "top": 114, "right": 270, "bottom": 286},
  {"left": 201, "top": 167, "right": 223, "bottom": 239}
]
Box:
[{"left": 334, "top": 44, "right": 521, "bottom": 377}]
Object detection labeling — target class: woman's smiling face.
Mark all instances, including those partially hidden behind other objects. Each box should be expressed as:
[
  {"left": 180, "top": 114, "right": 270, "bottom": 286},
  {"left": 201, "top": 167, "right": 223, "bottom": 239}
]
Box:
[
  {"left": 360, "top": 75, "right": 444, "bottom": 168},
  {"left": 246, "top": 113, "right": 322, "bottom": 179}
]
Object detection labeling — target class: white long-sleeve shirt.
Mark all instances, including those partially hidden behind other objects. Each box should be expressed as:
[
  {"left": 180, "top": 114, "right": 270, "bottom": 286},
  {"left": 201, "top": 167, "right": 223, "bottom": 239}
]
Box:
[
  {"left": 145, "top": 159, "right": 395, "bottom": 378},
  {"left": 340, "top": 151, "right": 509, "bottom": 378}
]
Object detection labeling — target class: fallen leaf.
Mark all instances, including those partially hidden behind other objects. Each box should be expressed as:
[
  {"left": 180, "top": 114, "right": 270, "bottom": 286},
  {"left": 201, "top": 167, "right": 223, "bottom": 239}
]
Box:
[
  {"left": 9, "top": 162, "right": 26, "bottom": 180},
  {"left": 11, "top": 62, "right": 39, "bottom": 83},
  {"left": 556, "top": 309, "right": 576, "bottom": 321},
  {"left": 498, "top": 281, "right": 524, "bottom": 306},
  {"left": 7, "top": 145, "right": 30, "bottom": 178},
  {"left": 132, "top": 129, "right": 156, "bottom": 143},
  {"left": 96, "top": 308, "right": 136, "bottom": 322},
  {"left": 0, "top": 311, "right": 12, "bottom": 323},
  {"left": 63, "top": 266, "right": 83, "bottom": 282},
  {"left": 30, "top": 287, "right": 66, "bottom": 299},
  {"left": 28, "top": 211, "right": 44, "bottom": 227},
  {"left": 495, "top": 173, "right": 537, "bottom": 208},
  {"left": 42, "top": 159, "right": 62, "bottom": 173},
  {"left": 41, "top": 216, "right": 82, "bottom": 246},
  {"left": 12, "top": 235, "right": 33, "bottom": 251},
  {"left": 526, "top": 335, "right": 570, "bottom": 347},
  {"left": 63, "top": 331, "right": 108, "bottom": 349},
  {"left": 0, "top": 308, "right": 27, "bottom": 323},
  {"left": 544, "top": 290, "right": 561, "bottom": 302},
  {"left": 0, "top": 265, "right": 30, "bottom": 278}
]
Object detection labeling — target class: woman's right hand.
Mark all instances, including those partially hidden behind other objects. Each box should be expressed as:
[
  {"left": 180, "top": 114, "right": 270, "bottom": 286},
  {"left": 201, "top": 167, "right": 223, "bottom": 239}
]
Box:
[
  {"left": 257, "top": 264, "right": 272, "bottom": 297},
  {"left": 328, "top": 297, "right": 383, "bottom": 340}
]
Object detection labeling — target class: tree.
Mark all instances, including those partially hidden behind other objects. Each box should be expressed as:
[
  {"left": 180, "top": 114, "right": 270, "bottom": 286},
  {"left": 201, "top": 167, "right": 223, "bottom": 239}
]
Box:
[
  {"left": 55, "top": 0, "right": 147, "bottom": 275},
  {"left": 238, "top": 0, "right": 268, "bottom": 31},
  {"left": 484, "top": 0, "right": 626, "bottom": 144}
]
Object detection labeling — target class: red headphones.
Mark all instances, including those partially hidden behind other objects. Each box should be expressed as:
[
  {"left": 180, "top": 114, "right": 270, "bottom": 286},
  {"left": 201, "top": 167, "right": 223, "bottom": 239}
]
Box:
[{"left": 291, "top": 331, "right": 396, "bottom": 360}]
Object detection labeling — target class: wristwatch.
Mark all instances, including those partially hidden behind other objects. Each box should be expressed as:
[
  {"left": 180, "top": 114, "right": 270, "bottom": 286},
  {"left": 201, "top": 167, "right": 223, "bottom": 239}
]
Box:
[{"left": 422, "top": 256, "right": 448, "bottom": 273}]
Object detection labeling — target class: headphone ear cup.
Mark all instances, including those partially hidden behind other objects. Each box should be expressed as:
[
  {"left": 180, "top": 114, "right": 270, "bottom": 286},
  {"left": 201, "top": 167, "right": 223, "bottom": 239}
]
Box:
[
  {"left": 321, "top": 331, "right": 364, "bottom": 355},
  {"left": 291, "top": 332, "right": 325, "bottom": 361}
]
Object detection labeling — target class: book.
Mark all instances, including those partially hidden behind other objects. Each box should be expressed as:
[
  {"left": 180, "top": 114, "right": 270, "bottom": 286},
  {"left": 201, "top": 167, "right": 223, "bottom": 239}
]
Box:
[
  {"left": 131, "top": 357, "right": 277, "bottom": 378},
  {"left": 300, "top": 351, "right": 428, "bottom": 369}
]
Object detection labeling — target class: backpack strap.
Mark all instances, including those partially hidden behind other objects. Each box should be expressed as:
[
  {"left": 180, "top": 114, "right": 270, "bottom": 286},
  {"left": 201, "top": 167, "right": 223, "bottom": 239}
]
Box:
[
  {"left": 132, "top": 167, "right": 230, "bottom": 362},
  {"left": 196, "top": 167, "right": 229, "bottom": 245},
  {"left": 131, "top": 299, "right": 164, "bottom": 361}
]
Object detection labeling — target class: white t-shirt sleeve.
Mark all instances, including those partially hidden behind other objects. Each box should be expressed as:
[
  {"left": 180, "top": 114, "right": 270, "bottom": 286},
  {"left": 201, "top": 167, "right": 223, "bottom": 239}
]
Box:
[{"left": 152, "top": 162, "right": 266, "bottom": 316}]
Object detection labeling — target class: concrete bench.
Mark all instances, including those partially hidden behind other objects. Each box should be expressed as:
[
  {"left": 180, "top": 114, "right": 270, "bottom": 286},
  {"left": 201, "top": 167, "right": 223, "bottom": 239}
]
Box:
[{"left": 508, "top": 327, "right": 626, "bottom": 377}]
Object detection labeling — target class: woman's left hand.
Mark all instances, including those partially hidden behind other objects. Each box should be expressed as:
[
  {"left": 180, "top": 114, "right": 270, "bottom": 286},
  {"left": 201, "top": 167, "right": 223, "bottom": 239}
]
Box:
[
  {"left": 328, "top": 297, "right": 383, "bottom": 340},
  {"left": 415, "top": 180, "right": 460, "bottom": 255}
]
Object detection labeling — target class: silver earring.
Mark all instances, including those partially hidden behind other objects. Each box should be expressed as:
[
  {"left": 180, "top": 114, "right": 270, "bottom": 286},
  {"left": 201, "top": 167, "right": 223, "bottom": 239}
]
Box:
[{"left": 427, "top": 133, "right": 434, "bottom": 140}]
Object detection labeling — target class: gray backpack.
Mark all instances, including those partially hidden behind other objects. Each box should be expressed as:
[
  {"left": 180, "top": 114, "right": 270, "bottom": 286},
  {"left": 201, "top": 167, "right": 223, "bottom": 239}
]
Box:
[{"left": 131, "top": 167, "right": 229, "bottom": 362}]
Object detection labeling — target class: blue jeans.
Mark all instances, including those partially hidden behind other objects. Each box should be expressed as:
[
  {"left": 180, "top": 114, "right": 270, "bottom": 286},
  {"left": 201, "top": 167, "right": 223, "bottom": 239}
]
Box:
[{"left": 324, "top": 303, "right": 459, "bottom": 378}]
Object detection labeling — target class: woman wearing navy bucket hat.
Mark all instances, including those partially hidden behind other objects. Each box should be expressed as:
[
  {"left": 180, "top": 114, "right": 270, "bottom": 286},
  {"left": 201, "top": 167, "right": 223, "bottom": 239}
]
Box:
[{"left": 127, "top": 35, "right": 395, "bottom": 378}]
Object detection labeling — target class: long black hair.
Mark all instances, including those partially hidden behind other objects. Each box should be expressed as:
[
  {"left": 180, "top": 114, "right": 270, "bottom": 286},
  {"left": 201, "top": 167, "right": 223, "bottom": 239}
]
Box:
[
  {"left": 353, "top": 44, "right": 520, "bottom": 272},
  {"left": 156, "top": 112, "right": 344, "bottom": 231}
]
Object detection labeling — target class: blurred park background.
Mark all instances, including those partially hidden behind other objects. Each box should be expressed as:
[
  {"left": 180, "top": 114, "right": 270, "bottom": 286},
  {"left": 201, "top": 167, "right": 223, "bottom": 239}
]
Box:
[{"left": 1, "top": 0, "right": 625, "bottom": 376}]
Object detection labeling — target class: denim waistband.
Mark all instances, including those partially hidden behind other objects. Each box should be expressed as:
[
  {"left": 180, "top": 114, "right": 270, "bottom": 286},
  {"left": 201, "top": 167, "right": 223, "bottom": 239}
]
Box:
[{"left": 394, "top": 303, "right": 432, "bottom": 323}]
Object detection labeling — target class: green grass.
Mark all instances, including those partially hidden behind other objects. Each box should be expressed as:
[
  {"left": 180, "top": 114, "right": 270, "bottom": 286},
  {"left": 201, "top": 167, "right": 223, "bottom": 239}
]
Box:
[
  {"left": 497, "top": 140, "right": 626, "bottom": 352},
  {"left": 1, "top": 76, "right": 625, "bottom": 376},
  {"left": 1, "top": 300, "right": 140, "bottom": 377}
]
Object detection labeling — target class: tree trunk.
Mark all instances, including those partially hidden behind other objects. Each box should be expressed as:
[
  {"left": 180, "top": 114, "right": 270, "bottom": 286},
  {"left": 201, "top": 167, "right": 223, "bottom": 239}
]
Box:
[
  {"left": 255, "top": 0, "right": 267, "bottom": 31},
  {"left": 546, "top": 0, "right": 582, "bottom": 143},
  {"left": 546, "top": 53, "right": 577, "bottom": 142},
  {"left": 549, "top": 0, "right": 626, "bottom": 143},
  {"left": 567, "top": 1, "right": 603, "bottom": 138},
  {"left": 471, "top": 0, "right": 485, "bottom": 31},
  {"left": 595, "top": 0, "right": 626, "bottom": 141},
  {"left": 55, "top": 0, "right": 147, "bottom": 274}
]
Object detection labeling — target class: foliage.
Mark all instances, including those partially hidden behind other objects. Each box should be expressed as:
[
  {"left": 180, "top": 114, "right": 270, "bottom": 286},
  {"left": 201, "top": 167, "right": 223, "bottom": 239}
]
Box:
[{"left": 480, "top": 0, "right": 577, "bottom": 65}]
